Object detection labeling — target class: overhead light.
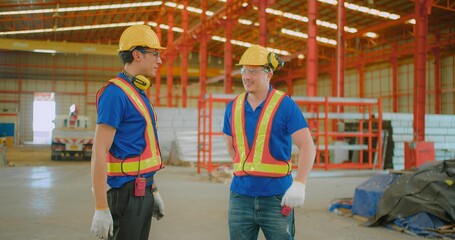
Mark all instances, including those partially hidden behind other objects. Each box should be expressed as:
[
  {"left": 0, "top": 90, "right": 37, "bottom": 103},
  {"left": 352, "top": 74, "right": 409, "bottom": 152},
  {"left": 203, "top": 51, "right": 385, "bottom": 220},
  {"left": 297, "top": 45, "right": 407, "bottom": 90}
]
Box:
[
  {"left": 406, "top": 19, "right": 416, "bottom": 24},
  {"left": 33, "top": 49, "right": 57, "bottom": 54},
  {"left": 0, "top": 2, "right": 163, "bottom": 15},
  {"left": 211, "top": 36, "right": 226, "bottom": 42},
  {"left": 266, "top": 9, "right": 283, "bottom": 16},
  {"left": 283, "top": 12, "right": 308, "bottom": 22},
  {"left": 0, "top": 21, "right": 144, "bottom": 36},
  {"left": 267, "top": 6, "right": 358, "bottom": 33},
  {"left": 210, "top": 36, "right": 289, "bottom": 55},
  {"left": 316, "top": 36, "right": 337, "bottom": 45},
  {"left": 238, "top": 19, "right": 253, "bottom": 25},
  {"left": 164, "top": 2, "right": 177, "bottom": 7},
  {"left": 281, "top": 28, "right": 337, "bottom": 46},
  {"left": 0, "top": 28, "right": 53, "bottom": 36},
  {"left": 318, "top": 0, "right": 337, "bottom": 5},
  {"left": 364, "top": 32, "right": 378, "bottom": 38},
  {"left": 281, "top": 29, "right": 308, "bottom": 39},
  {"left": 320, "top": 0, "right": 400, "bottom": 20},
  {"left": 297, "top": 54, "right": 305, "bottom": 59}
]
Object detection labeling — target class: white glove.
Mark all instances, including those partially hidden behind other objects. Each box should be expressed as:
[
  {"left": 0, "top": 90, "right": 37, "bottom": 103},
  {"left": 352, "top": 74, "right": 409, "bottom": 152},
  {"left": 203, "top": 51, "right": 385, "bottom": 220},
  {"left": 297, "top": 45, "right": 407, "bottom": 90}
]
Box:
[
  {"left": 153, "top": 191, "right": 165, "bottom": 220},
  {"left": 91, "top": 209, "right": 113, "bottom": 239},
  {"left": 281, "top": 181, "right": 306, "bottom": 208}
]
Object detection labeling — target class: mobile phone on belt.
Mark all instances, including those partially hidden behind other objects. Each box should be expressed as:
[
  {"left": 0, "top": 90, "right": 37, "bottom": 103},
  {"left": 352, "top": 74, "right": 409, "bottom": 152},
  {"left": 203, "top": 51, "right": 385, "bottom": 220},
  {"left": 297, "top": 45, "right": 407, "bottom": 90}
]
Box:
[{"left": 135, "top": 177, "right": 146, "bottom": 197}]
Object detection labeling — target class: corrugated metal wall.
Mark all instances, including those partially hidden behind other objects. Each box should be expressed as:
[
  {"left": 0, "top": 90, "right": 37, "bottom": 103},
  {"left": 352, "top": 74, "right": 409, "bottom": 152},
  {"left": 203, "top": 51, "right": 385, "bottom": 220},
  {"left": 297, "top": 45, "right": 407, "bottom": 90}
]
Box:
[
  {"left": 292, "top": 55, "right": 455, "bottom": 114},
  {"left": 0, "top": 51, "right": 454, "bottom": 144}
]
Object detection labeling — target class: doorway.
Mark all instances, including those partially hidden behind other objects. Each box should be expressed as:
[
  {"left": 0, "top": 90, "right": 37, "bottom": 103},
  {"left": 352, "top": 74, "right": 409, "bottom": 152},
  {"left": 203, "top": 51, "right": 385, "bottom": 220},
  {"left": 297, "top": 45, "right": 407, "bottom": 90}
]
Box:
[{"left": 33, "top": 93, "right": 55, "bottom": 144}]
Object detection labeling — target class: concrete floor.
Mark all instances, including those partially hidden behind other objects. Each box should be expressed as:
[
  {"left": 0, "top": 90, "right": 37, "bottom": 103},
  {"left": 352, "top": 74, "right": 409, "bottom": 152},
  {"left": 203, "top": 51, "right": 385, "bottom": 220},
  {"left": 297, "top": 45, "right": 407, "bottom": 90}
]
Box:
[{"left": 0, "top": 160, "right": 422, "bottom": 240}]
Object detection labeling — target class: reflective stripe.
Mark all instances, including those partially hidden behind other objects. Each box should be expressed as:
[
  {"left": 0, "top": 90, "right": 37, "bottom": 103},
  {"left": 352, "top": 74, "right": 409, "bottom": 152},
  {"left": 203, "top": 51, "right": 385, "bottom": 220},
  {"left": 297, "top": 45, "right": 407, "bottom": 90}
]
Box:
[
  {"left": 251, "top": 91, "right": 284, "bottom": 164},
  {"left": 98, "top": 77, "right": 162, "bottom": 176},
  {"left": 107, "top": 158, "right": 159, "bottom": 176},
  {"left": 240, "top": 162, "right": 290, "bottom": 175},
  {"left": 232, "top": 93, "right": 248, "bottom": 169},
  {"left": 232, "top": 89, "right": 291, "bottom": 177}
]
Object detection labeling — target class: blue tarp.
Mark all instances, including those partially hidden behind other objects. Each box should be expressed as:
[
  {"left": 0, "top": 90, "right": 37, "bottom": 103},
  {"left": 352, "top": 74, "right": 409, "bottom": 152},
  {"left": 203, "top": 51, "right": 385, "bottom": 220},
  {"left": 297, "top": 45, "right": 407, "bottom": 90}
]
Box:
[
  {"left": 392, "top": 212, "right": 455, "bottom": 239},
  {"left": 352, "top": 173, "right": 399, "bottom": 218},
  {"left": 366, "top": 160, "right": 455, "bottom": 239}
]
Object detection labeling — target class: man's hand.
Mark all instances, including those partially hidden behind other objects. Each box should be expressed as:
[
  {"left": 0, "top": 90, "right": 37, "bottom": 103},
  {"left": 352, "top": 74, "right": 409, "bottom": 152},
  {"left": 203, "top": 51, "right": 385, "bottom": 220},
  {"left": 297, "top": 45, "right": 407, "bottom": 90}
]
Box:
[
  {"left": 281, "top": 181, "right": 306, "bottom": 208},
  {"left": 152, "top": 191, "right": 165, "bottom": 220},
  {"left": 91, "top": 209, "right": 113, "bottom": 239}
]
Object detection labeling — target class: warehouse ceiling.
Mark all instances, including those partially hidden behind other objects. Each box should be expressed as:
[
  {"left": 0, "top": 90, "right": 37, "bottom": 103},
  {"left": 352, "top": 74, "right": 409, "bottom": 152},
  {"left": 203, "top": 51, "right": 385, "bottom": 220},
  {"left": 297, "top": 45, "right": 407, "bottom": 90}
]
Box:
[{"left": 0, "top": 0, "right": 454, "bottom": 68}]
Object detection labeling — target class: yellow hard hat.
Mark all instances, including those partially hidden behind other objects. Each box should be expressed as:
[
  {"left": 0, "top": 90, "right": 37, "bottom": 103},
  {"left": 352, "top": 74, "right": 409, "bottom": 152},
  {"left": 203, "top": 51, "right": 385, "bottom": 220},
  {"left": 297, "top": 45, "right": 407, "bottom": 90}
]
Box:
[
  {"left": 237, "top": 45, "right": 284, "bottom": 71},
  {"left": 118, "top": 25, "right": 165, "bottom": 52}
]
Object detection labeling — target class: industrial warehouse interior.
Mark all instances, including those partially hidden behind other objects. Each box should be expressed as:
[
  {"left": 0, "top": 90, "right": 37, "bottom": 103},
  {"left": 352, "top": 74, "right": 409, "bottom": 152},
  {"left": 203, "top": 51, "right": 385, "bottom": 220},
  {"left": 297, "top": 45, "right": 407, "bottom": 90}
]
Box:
[{"left": 0, "top": 0, "right": 454, "bottom": 239}]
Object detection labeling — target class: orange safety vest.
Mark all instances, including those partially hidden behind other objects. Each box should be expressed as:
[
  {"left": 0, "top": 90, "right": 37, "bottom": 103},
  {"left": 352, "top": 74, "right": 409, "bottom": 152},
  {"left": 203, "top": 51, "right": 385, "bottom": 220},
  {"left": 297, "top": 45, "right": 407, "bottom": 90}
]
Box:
[
  {"left": 96, "top": 77, "right": 162, "bottom": 176},
  {"left": 231, "top": 89, "right": 291, "bottom": 177}
]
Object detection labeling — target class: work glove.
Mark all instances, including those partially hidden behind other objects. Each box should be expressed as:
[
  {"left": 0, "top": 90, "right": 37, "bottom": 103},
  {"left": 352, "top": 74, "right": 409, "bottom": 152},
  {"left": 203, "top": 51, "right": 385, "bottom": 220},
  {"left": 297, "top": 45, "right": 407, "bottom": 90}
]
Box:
[
  {"left": 91, "top": 209, "right": 113, "bottom": 239},
  {"left": 281, "top": 181, "right": 306, "bottom": 208},
  {"left": 152, "top": 191, "right": 165, "bottom": 220}
]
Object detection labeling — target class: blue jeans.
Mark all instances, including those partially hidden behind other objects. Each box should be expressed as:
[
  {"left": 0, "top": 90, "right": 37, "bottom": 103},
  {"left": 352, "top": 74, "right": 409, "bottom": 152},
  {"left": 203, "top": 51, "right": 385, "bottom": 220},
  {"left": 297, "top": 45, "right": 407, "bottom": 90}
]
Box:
[{"left": 229, "top": 191, "right": 295, "bottom": 240}]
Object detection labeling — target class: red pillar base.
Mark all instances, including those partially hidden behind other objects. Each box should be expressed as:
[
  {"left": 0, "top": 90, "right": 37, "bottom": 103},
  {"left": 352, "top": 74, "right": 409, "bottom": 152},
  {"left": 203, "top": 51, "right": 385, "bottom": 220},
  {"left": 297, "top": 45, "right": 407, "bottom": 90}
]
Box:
[{"left": 404, "top": 141, "right": 435, "bottom": 169}]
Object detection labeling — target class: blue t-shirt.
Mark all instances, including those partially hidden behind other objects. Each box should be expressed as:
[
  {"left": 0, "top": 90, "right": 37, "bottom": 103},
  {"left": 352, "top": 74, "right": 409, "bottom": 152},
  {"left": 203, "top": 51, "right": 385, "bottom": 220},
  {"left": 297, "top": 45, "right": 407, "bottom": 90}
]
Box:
[
  {"left": 223, "top": 87, "right": 308, "bottom": 197},
  {"left": 97, "top": 73, "right": 157, "bottom": 188}
]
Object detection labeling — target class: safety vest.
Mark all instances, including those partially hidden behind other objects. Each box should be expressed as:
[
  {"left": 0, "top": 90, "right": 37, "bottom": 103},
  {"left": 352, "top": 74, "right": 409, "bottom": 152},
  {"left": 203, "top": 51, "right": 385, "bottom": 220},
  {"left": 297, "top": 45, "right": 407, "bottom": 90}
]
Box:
[
  {"left": 231, "top": 89, "right": 291, "bottom": 177},
  {"left": 96, "top": 77, "right": 162, "bottom": 176}
]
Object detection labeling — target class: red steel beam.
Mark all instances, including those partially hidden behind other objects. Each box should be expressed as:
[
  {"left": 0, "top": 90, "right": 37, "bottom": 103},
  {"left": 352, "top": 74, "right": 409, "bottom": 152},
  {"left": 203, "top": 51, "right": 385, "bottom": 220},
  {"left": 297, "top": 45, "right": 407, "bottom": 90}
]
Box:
[
  {"left": 162, "top": 0, "right": 249, "bottom": 57},
  {"left": 433, "top": 0, "right": 455, "bottom": 12},
  {"left": 346, "top": 14, "right": 415, "bottom": 40}
]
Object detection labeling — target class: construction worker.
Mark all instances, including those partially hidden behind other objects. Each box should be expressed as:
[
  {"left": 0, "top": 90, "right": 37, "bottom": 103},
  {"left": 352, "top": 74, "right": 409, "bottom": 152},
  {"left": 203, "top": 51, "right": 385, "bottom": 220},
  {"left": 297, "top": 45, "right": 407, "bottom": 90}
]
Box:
[
  {"left": 90, "top": 24, "right": 165, "bottom": 240},
  {"left": 223, "top": 45, "right": 316, "bottom": 240}
]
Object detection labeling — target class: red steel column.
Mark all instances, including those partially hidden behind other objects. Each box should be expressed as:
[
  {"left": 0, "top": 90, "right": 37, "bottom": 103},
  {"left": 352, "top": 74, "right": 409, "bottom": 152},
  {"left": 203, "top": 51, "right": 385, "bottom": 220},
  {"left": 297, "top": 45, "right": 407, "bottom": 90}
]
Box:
[
  {"left": 413, "top": 0, "right": 430, "bottom": 141},
  {"left": 432, "top": 46, "right": 441, "bottom": 114},
  {"left": 307, "top": 0, "right": 318, "bottom": 99},
  {"left": 181, "top": 0, "right": 189, "bottom": 107},
  {"left": 52, "top": 54, "right": 57, "bottom": 93},
  {"left": 167, "top": 11, "right": 174, "bottom": 107},
  {"left": 200, "top": 0, "right": 208, "bottom": 96},
  {"left": 286, "top": 77, "right": 293, "bottom": 95},
  {"left": 330, "top": 60, "right": 337, "bottom": 97},
  {"left": 336, "top": 0, "right": 346, "bottom": 101},
  {"left": 390, "top": 54, "right": 398, "bottom": 112},
  {"left": 84, "top": 55, "right": 89, "bottom": 112},
  {"left": 155, "top": 25, "right": 162, "bottom": 106},
  {"left": 357, "top": 53, "right": 364, "bottom": 98},
  {"left": 258, "top": 0, "right": 267, "bottom": 46},
  {"left": 224, "top": 0, "right": 233, "bottom": 94}
]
